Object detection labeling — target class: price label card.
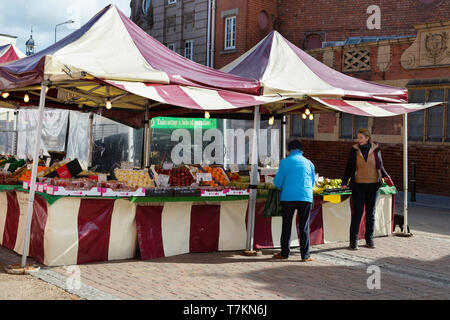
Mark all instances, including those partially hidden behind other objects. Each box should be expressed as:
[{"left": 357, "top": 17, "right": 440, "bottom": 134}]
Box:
[
  {"left": 157, "top": 174, "right": 170, "bottom": 187},
  {"left": 27, "top": 164, "right": 32, "bottom": 170},
  {"left": 45, "top": 158, "right": 51, "bottom": 167},
  {"left": 265, "top": 176, "right": 274, "bottom": 184},
  {"left": 3, "top": 163, "right": 10, "bottom": 172},
  {"left": 197, "top": 173, "right": 212, "bottom": 183},
  {"left": 99, "top": 174, "right": 107, "bottom": 182},
  {"left": 229, "top": 164, "right": 239, "bottom": 173},
  {"left": 162, "top": 162, "right": 173, "bottom": 170}
]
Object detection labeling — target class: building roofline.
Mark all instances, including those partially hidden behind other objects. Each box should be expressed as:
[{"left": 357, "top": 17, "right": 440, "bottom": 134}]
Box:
[
  {"left": 307, "top": 36, "right": 416, "bottom": 53},
  {"left": 0, "top": 34, "right": 18, "bottom": 39}
]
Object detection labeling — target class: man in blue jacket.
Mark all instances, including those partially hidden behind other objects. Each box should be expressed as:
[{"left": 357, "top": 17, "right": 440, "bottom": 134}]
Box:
[{"left": 273, "top": 140, "right": 315, "bottom": 262}]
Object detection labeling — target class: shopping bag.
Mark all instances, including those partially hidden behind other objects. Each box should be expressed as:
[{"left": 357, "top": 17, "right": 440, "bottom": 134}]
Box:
[{"left": 263, "top": 188, "right": 283, "bottom": 218}]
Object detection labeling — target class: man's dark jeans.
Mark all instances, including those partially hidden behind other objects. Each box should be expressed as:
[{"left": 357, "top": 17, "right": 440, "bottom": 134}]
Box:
[
  {"left": 350, "top": 182, "right": 380, "bottom": 246},
  {"left": 280, "top": 201, "right": 312, "bottom": 259}
]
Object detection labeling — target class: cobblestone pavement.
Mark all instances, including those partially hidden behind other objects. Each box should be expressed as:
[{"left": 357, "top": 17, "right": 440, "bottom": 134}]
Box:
[{"left": 1, "top": 204, "right": 449, "bottom": 300}]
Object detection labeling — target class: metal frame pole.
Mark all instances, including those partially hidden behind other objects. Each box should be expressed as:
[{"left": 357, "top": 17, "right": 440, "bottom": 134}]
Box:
[
  {"left": 21, "top": 82, "right": 47, "bottom": 268},
  {"left": 282, "top": 115, "right": 287, "bottom": 159},
  {"left": 246, "top": 106, "right": 260, "bottom": 252},
  {"left": 403, "top": 113, "right": 409, "bottom": 235},
  {"left": 87, "top": 112, "right": 94, "bottom": 167},
  {"left": 143, "top": 101, "right": 150, "bottom": 168}
]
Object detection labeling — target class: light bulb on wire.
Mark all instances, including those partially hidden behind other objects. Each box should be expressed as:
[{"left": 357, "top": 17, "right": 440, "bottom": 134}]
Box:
[
  {"left": 106, "top": 98, "right": 112, "bottom": 109},
  {"left": 309, "top": 114, "right": 314, "bottom": 121},
  {"left": 305, "top": 108, "right": 311, "bottom": 115},
  {"left": 205, "top": 111, "right": 210, "bottom": 119},
  {"left": 268, "top": 116, "right": 274, "bottom": 126},
  {"left": 302, "top": 113, "right": 307, "bottom": 120},
  {"left": 24, "top": 93, "right": 30, "bottom": 103},
  {"left": 1, "top": 92, "right": 9, "bottom": 99}
]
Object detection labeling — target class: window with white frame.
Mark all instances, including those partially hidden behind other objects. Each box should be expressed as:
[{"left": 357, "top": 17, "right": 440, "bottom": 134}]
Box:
[
  {"left": 224, "top": 16, "right": 236, "bottom": 50},
  {"left": 167, "top": 43, "right": 176, "bottom": 52},
  {"left": 184, "top": 40, "right": 194, "bottom": 60},
  {"left": 168, "top": 0, "right": 176, "bottom": 5}
]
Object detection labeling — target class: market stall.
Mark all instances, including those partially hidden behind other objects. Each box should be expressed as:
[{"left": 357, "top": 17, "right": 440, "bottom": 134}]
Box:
[
  {"left": 220, "top": 30, "right": 441, "bottom": 248},
  {"left": 0, "top": 187, "right": 395, "bottom": 267},
  {"left": 0, "top": 6, "right": 438, "bottom": 268},
  {"left": 0, "top": 155, "right": 396, "bottom": 266},
  {"left": 0, "top": 5, "right": 282, "bottom": 268}
]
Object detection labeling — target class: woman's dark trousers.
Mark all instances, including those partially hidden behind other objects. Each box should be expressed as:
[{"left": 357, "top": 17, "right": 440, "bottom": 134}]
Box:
[{"left": 350, "top": 183, "right": 380, "bottom": 246}]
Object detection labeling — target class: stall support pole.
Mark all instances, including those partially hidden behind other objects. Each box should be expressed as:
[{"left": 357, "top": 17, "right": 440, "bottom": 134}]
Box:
[
  {"left": 397, "top": 113, "right": 412, "bottom": 237},
  {"left": 21, "top": 82, "right": 48, "bottom": 268},
  {"left": 87, "top": 112, "right": 94, "bottom": 167},
  {"left": 244, "top": 105, "right": 260, "bottom": 255},
  {"left": 282, "top": 115, "right": 287, "bottom": 159},
  {"left": 143, "top": 101, "right": 150, "bottom": 168}
]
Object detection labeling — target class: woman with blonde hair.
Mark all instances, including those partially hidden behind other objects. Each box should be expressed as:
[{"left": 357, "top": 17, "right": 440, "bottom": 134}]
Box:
[{"left": 342, "top": 128, "right": 394, "bottom": 250}]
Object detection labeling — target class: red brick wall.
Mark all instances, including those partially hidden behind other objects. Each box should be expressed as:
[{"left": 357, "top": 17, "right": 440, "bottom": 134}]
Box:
[
  {"left": 214, "top": 0, "right": 277, "bottom": 69},
  {"left": 317, "top": 113, "right": 336, "bottom": 134},
  {"left": 372, "top": 116, "right": 403, "bottom": 136},
  {"left": 301, "top": 140, "right": 450, "bottom": 196},
  {"left": 277, "top": 0, "right": 450, "bottom": 48},
  {"left": 246, "top": 0, "right": 278, "bottom": 49},
  {"left": 214, "top": 0, "right": 248, "bottom": 68}
]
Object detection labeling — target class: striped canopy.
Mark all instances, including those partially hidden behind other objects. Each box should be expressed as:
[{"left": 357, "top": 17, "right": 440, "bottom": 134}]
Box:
[
  {"left": 0, "top": 5, "right": 280, "bottom": 113},
  {"left": 222, "top": 31, "right": 439, "bottom": 117},
  {"left": 0, "top": 43, "right": 25, "bottom": 63}
]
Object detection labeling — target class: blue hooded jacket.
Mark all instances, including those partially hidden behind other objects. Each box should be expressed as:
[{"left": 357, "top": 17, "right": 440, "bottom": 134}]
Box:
[{"left": 274, "top": 150, "right": 315, "bottom": 203}]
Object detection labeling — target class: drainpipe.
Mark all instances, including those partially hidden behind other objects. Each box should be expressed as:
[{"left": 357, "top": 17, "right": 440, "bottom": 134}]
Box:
[
  {"left": 211, "top": 0, "right": 216, "bottom": 68},
  {"left": 206, "top": 0, "right": 211, "bottom": 67}
]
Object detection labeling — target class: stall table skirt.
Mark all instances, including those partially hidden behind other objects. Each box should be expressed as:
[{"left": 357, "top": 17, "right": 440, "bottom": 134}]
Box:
[
  {"left": 135, "top": 194, "right": 395, "bottom": 261},
  {"left": 0, "top": 190, "right": 395, "bottom": 266},
  {"left": 0, "top": 190, "right": 137, "bottom": 266}
]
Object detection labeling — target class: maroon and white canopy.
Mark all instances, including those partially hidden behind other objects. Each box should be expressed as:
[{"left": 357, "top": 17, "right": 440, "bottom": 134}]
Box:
[
  {"left": 0, "top": 43, "right": 25, "bottom": 64},
  {"left": 222, "top": 31, "right": 440, "bottom": 116},
  {"left": 0, "top": 5, "right": 280, "bottom": 111}
]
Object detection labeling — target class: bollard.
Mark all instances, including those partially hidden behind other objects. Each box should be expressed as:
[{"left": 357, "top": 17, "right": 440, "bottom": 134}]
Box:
[{"left": 411, "top": 161, "right": 416, "bottom": 202}]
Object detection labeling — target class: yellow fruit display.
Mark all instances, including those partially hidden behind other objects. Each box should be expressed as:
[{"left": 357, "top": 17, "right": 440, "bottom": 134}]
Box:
[{"left": 114, "top": 169, "right": 154, "bottom": 188}]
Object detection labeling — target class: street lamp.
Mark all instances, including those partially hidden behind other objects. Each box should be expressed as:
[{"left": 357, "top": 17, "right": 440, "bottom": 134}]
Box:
[{"left": 55, "top": 19, "right": 75, "bottom": 43}]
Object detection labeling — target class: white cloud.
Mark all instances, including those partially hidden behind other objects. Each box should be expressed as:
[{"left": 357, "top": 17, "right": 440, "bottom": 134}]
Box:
[{"left": 0, "top": 0, "right": 131, "bottom": 53}]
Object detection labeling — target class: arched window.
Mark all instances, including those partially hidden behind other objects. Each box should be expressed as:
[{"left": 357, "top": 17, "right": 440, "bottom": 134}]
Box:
[
  {"left": 142, "top": 0, "right": 151, "bottom": 15},
  {"left": 258, "top": 11, "right": 269, "bottom": 30}
]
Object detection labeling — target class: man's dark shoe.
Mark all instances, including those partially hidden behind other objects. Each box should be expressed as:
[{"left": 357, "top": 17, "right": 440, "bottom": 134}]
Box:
[
  {"left": 365, "top": 242, "right": 376, "bottom": 249},
  {"left": 272, "top": 252, "right": 288, "bottom": 259},
  {"left": 348, "top": 244, "right": 358, "bottom": 250}
]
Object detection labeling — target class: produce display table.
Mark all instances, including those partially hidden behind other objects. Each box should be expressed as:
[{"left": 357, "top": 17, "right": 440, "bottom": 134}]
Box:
[{"left": 0, "top": 187, "right": 395, "bottom": 266}]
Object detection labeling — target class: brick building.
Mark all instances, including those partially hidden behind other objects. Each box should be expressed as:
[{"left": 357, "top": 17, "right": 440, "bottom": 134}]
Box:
[
  {"left": 277, "top": 0, "right": 450, "bottom": 50},
  {"left": 212, "top": 1, "right": 450, "bottom": 196},
  {"left": 131, "top": 1, "right": 449, "bottom": 196},
  {"left": 213, "top": 0, "right": 278, "bottom": 68},
  {"left": 130, "top": 0, "right": 210, "bottom": 65}
]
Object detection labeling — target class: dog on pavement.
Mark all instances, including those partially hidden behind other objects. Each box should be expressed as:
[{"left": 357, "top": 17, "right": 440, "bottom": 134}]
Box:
[{"left": 393, "top": 214, "right": 411, "bottom": 234}]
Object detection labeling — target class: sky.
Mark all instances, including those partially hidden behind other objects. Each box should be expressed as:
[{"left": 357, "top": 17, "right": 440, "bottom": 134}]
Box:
[{"left": 0, "top": 0, "right": 131, "bottom": 53}]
